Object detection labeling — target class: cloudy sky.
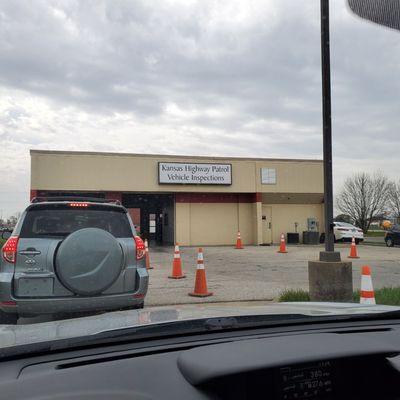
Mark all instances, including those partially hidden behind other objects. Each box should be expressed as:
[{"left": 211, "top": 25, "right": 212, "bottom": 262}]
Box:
[{"left": 0, "top": 0, "right": 399, "bottom": 218}]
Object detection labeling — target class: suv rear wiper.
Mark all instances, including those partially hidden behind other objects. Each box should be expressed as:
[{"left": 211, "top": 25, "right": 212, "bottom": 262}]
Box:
[{"left": 35, "top": 232, "right": 69, "bottom": 236}]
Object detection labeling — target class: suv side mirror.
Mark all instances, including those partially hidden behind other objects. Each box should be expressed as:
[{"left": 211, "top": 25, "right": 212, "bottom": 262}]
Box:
[{"left": 1, "top": 230, "right": 12, "bottom": 240}]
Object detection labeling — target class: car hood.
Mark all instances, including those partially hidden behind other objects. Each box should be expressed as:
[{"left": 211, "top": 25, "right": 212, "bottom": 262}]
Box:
[{"left": 1, "top": 302, "right": 399, "bottom": 348}]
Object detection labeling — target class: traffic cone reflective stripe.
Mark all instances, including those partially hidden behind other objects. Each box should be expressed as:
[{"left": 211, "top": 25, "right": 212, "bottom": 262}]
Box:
[
  {"left": 277, "top": 233, "right": 287, "bottom": 253},
  {"left": 348, "top": 236, "right": 359, "bottom": 259},
  {"left": 169, "top": 243, "right": 186, "bottom": 279},
  {"left": 360, "top": 265, "right": 376, "bottom": 305},
  {"left": 174, "top": 244, "right": 180, "bottom": 258},
  {"left": 189, "top": 248, "right": 213, "bottom": 297},
  {"left": 145, "top": 239, "right": 153, "bottom": 270},
  {"left": 235, "top": 231, "right": 244, "bottom": 249}
]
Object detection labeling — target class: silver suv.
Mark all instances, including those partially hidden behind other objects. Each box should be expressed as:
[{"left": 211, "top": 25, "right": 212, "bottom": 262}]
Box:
[{"left": 0, "top": 198, "right": 149, "bottom": 324}]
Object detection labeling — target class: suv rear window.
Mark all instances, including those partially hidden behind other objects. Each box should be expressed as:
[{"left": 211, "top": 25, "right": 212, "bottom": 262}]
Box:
[{"left": 20, "top": 207, "right": 133, "bottom": 238}]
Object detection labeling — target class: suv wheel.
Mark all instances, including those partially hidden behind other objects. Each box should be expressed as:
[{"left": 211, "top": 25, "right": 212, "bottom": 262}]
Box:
[
  {"left": 386, "top": 237, "right": 394, "bottom": 247},
  {"left": 0, "top": 310, "right": 18, "bottom": 325}
]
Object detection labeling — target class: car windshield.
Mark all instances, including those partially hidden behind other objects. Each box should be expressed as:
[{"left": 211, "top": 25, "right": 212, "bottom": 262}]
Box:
[{"left": 1, "top": 0, "right": 400, "bottom": 349}]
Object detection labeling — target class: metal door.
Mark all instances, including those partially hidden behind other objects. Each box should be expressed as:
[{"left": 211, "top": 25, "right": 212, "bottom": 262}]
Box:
[
  {"left": 155, "top": 213, "right": 163, "bottom": 245},
  {"left": 262, "top": 206, "right": 272, "bottom": 244}
]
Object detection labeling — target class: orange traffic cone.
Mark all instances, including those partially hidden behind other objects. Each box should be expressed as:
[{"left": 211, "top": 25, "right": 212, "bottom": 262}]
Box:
[
  {"left": 235, "top": 231, "right": 244, "bottom": 249},
  {"left": 144, "top": 239, "right": 153, "bottom": 270},
  {"left": 189, "top": 248, "right": 213, "bottom": 297},
  {"left": 348, "top": 236, "right": 359, "bottom": 259},
  {"left": 169, "top": 243, "right": 186, "bottom": 279},
  {"left": 360, "top": 265, "right": 376, "bottom": 305},
  {"left": 277, "top": 233, "right": 287, "bottom": 253}
]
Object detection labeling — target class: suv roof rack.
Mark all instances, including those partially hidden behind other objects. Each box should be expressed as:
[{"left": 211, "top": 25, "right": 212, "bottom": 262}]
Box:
[{"left": 31, "top": 197, "right": 122, "bottom": 205}]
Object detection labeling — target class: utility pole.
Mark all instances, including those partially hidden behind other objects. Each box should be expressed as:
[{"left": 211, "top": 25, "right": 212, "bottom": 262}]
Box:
[
  {"left": 320, "top": 0, "right": 335, "bottom": 255},
  {"left": 308, "top": 0, "right": 353, "bottom": 302}
]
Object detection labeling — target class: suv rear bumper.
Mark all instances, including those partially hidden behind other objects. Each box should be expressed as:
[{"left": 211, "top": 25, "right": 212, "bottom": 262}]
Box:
[{"left": 0, "top": 268, "right": 149, "bottom": 317}]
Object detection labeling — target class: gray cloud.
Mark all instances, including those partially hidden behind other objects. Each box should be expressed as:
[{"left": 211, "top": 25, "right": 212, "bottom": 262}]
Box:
[{"left": 0, "top": 0, "right": 399, "bottom": 217}]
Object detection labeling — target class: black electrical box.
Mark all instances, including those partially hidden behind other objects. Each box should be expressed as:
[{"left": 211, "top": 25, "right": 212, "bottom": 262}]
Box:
[
  {"left": 287, "top": 232, "right": 300, "bottom": 244},
  {"left": 303, "top": 231, "right": 320, "bottom": 244}
]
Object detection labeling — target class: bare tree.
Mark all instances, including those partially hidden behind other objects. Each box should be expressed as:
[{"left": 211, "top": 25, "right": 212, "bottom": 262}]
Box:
[
  {"left": 336, "top": 172, "right": 391, "bottom": 233},
  {"left": 388, "top": 180, "right": 400, "bottom": 223},
  {"left": 7, "top": 212, "right": 21, "bottom": 228},
  {"left": 334, "top": 214, "right": 353, "bottom": 224}
]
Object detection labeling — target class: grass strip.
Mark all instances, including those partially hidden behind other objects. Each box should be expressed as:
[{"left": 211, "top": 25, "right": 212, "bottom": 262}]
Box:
[{"left": 279, "top": 287, "right": 400, "bottom": 306}]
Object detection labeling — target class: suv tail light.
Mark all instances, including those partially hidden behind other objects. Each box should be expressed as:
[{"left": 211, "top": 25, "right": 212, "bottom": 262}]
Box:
[
  {"left": 134, "top": 236, "right": 145, "bottom": 260},
  {"left": 2, "top": 236, "right": 19, "bottom": 264}
]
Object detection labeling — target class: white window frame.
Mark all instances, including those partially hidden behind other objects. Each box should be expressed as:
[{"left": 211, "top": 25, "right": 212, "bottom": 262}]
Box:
[{"left": 261, "top": 168, "right": 277, "bottom": 185}]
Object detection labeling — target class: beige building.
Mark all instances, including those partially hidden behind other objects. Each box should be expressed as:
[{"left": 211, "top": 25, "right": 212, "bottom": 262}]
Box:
[{"left": 30, "top": 150, "right": 324, "bottom": 246}]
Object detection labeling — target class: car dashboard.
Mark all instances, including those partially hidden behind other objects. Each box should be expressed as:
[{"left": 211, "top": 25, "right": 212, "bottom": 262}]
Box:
[
  {"left": 2, "top": 320, "right": 400, "bottom": 399},
  {"left": 208, "top": 355, "right": 398, "bottom": 399}
]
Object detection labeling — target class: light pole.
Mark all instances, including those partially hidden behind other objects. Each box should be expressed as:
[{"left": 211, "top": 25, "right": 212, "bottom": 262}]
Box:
[
  {"left": 308, "top": 0, "right": 353, "bottom": 302},
  {"left": 319, "top": 0, "right": 338, "bottom": 260}
]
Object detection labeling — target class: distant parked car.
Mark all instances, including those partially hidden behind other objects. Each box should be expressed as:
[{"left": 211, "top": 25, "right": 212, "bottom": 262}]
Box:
[
  {"left": 320, "top": 222, "right": 364, "bottom": 244},
  {"left": 385, "top": 225, "right": 400, "bottom": 247},
  {"left": 0, "top": 197, "right": 148, "bottom": 324}
]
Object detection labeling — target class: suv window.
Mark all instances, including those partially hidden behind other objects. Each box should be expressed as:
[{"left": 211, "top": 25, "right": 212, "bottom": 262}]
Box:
[{"left": 20, "top": 207, "right": 132, "bottom": 238}]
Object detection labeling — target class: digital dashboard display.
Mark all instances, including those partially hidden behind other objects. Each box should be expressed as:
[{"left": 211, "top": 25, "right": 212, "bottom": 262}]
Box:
[{"left": 277, "top": 361, "right": 333, "bottom": 399}]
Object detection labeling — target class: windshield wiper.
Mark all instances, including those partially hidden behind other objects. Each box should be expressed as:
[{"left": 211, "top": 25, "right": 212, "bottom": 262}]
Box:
[
  {"left": 0, "top": 314, "right": 318, "bottom": 359},
  {"left": 2, "top": 310, "right": 400, "bottom": 360},
  {"left": 83, "top": 310, "right": 400, "bottom": 345},
  {"left": 48, "top": 314, "right": 315, "bottom": 349}
]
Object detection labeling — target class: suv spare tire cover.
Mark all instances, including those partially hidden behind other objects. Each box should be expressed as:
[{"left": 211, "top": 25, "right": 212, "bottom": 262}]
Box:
[{"left": 55, "top": 228, "right": 124, "bottom": 296}]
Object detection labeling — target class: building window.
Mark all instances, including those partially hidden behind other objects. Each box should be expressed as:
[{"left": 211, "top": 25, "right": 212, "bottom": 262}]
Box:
[{"left": 261, "top": 168, "right": 276, "bottom": 184}]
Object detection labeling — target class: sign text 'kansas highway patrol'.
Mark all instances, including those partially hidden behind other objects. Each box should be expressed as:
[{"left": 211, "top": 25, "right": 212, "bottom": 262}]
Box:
[{"left": 158, "top": 162, "right": 232, "bottom": 185}]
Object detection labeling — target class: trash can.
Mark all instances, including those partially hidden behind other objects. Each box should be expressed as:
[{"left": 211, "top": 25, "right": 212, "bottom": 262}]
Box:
[
  {"left": 303, "top": 231, "right": 320, "bottom": 244},
  {"left": 287, "top": 232, "right": 300, "bottom": 244}
]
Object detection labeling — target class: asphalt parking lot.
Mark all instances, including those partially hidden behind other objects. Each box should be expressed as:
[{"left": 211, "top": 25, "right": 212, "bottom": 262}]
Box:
[
  {"left": 16, "top": 243, "right": 399, "bottom": 325},
  {"left": 145, "top": 243, "right": 400, "bottom": 306}
]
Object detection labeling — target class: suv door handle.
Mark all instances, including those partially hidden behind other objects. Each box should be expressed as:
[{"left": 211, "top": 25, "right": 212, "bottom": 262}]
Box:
[{"left": 19, "top": 250, "right": 41, "bottom": 256}]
